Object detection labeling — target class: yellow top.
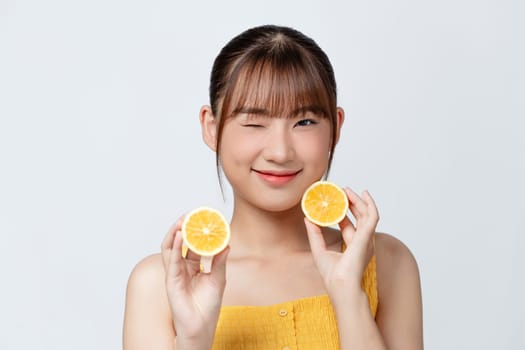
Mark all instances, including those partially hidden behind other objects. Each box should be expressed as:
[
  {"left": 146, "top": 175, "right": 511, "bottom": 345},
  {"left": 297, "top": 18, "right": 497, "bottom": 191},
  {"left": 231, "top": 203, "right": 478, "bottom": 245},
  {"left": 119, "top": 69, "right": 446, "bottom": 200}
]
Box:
[{"left": 212, "top": 243, "right": 378, "bottom": 350}]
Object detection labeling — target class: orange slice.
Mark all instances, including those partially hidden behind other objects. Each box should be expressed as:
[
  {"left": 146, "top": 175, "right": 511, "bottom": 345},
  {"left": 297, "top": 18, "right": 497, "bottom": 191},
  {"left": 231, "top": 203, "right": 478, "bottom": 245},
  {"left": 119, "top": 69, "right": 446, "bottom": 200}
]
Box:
[
  {"left": 301, "top": 181, "right": 348, "bottom": 226},
  {"left": 181, "top": 207, "right": 230, "bottom": 272}
]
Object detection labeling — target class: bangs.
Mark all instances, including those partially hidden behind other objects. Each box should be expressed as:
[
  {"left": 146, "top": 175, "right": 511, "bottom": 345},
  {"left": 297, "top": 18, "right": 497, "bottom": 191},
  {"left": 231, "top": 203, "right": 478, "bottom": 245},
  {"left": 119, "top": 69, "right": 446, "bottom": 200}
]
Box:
[{"left": 220, "top": 49, "right": 336, "bottom": 120}]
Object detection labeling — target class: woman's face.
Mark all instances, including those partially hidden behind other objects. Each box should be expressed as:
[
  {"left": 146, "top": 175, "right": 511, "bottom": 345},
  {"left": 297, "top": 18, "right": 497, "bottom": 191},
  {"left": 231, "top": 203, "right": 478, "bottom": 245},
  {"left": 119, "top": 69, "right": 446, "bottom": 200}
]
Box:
[{"left": 219, "top": 106, "right": 334, "bottom": 212}]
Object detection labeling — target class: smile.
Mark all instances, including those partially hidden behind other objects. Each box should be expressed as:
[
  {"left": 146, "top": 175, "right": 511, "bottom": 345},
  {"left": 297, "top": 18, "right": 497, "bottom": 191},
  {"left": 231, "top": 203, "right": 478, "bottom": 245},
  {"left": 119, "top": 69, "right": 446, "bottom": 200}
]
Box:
[{"left": 252, "top": 169, "right": 302, "bottom": 185}]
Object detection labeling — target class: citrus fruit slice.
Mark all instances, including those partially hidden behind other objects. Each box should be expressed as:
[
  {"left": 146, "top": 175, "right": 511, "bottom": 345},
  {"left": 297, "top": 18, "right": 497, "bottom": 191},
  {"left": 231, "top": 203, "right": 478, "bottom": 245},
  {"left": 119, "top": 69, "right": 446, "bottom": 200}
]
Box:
[
  {"left": 301, "top": 181, "right": 348, "bottom": 227},
  {"left": 181, "top": 207, "right": 230, "bottom": 272}
]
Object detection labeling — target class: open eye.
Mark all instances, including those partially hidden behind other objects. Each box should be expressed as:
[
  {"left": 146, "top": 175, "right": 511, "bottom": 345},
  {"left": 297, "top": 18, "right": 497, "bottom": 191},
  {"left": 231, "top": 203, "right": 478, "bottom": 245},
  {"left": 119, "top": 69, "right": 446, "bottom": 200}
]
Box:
[{"left": 295, "top": 119, "right": 318, "bottom": 127}]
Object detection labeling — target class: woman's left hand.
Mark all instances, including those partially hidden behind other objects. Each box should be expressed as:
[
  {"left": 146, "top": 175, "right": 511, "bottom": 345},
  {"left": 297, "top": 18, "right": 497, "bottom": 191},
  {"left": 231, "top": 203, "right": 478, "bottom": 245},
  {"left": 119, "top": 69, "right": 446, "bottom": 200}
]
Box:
[{"left": 304, "top": 187, "right": 379, "bottom": 297}]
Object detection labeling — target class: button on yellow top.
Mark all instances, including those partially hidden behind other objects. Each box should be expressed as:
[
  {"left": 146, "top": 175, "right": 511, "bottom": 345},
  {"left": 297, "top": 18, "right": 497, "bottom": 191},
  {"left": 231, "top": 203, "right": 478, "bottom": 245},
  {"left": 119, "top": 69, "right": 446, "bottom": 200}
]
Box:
[
  {"left": 282, "top": 347, "right": 290, "bottom": 350},
  {"left": 279, "top": 308, "right": 288, "bottom": 317}
]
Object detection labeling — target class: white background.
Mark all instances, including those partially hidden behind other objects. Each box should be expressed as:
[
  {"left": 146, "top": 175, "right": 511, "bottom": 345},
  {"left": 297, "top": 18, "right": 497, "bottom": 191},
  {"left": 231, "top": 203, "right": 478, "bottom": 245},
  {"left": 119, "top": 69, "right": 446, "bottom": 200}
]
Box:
[{"left": 1, "top": 0, "right": 524, "bottom": 349}]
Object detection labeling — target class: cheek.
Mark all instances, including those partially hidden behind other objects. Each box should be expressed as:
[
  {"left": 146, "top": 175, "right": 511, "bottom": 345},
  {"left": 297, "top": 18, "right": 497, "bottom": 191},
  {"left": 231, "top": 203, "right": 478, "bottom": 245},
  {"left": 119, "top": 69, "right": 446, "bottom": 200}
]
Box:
[
  {"left": 219, "top": 127, "right": 260, "bottom": 165},
  {"left": 298, "top": 130, "right": 332, "bottom": 160}
]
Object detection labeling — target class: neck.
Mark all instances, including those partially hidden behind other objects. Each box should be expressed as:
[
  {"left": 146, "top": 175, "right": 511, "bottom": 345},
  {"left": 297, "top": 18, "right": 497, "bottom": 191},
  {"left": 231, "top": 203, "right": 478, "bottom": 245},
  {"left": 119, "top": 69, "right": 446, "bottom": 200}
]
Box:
[{"left": 228, "top": 199, "right": 311, "bottom": 258}]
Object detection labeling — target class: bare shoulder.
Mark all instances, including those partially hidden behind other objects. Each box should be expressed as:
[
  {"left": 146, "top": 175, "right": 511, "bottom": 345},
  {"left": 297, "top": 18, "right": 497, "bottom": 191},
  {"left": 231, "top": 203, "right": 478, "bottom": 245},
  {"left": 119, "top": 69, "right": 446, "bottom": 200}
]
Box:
[
  {"left": 127, "top": 253, "right": 165, "bottom": 289},
  {"left": 375, "top": 232, "right": 419, "bottom": 273},
  {"left": 125, "top": 253, "right": 169, "bottom": 317},
  {"left": 374, "top": 233, "right": 423, "bottom": 349},
  {"left": 123, "top": 253, "right": 174, "bottom": 349},
  {"left": 374, "top": 232, "right": 421, "bottom": 299}
]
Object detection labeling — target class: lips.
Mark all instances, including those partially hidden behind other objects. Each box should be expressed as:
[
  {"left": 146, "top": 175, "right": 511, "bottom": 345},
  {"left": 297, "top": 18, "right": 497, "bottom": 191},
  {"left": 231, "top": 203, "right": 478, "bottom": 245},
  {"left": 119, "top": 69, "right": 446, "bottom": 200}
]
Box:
[
  {"left": 253, "top": 169, "right": 302, "bottom": 176},
  {"left": 252, "top": 169, "right": 302, "bottom": 185}
]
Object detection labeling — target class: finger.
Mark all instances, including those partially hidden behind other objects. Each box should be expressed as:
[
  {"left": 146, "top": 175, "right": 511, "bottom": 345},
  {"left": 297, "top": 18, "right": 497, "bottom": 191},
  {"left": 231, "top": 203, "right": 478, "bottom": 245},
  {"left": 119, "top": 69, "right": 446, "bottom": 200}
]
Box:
[
  {"left": 184, "top": 248, "right": 202, "bottom": 262},
  {"left": 170, "top": 230, "right": 183, "bottom": 261},
  {"left": 161, "top": 216, "right": 186, "bottom": 268},
  {"left": 338, "top": 214, "right": 355, "bottom": 232},
  {"left": 304, "top": 218, "right": 327, "bottom": 259},
  {"left": 338, "top": 215, "right": 355, "bottom": 244},
  {"left": 344, "top": 187, "right": 368, "bottom": 219},
  {"left": 362, "top": 190, "right": 380, "bottom": 221},
  {"left": 161, "top": 223, "right": 177, "bottom": 270},
  {"left": 161, "top": 215, "right": 185, "bottom": 249},
  {"left": 350, "top": 190, "right": 379, "bottom": 238},
  {"left": 167, "top": 230, "right": 185, "bottom": 283},
  {"left": 182, "top": 248, "right": 202, "bottom": 276}
]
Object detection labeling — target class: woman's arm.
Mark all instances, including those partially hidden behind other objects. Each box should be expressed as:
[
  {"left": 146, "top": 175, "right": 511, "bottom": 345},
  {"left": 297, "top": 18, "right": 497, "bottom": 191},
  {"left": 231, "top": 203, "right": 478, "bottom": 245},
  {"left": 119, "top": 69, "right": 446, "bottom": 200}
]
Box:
[
  {"left": 375, "top": 233, "right": 423, "bottom": 349},
  {"left": 330, "top": 233, "right": 423, "bottom": 350},
  {"left": 123, "top": 254, "right": 176, "bottom": 350},
  {"left": 123, "top": 219, "right": 229, "bottom": 350},
  {"left": 305, "top": 188, "right": 423, "bottom": 350}
]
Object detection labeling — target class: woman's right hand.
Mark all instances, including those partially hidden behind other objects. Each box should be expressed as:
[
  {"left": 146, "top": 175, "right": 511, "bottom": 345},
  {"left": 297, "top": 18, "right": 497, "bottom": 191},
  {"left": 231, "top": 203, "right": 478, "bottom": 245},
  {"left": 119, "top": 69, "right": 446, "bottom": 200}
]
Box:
[{"left": 161, "top": 216, "right": 230, "bottom": 349}]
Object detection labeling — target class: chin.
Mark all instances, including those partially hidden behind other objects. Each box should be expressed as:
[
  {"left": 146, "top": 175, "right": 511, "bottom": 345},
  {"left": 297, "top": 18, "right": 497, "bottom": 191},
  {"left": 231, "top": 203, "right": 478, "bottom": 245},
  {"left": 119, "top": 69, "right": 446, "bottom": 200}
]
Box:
[{"left": 253, "top": 194, "right": 303, "bottom": 213}]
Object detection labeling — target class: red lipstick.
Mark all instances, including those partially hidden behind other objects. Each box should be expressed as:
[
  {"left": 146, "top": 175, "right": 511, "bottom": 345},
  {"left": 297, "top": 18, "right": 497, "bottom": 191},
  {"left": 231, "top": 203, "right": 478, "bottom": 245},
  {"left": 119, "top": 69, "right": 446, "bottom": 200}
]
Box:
[{"left": 253, "top": 169, "right": 301, "bottom": 186}]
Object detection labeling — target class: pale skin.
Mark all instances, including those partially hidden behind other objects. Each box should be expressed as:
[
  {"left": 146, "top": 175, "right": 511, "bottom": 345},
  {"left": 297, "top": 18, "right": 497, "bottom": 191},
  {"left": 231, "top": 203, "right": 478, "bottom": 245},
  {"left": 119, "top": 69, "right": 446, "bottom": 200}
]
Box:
[{"left": 123, "top": 105, "right": 423, "bottom": 349}]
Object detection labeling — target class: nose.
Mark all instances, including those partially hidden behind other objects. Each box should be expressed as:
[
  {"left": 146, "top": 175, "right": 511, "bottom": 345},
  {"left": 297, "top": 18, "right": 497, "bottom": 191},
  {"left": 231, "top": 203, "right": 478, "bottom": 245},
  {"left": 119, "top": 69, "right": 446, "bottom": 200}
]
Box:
[{"left": 262, "top": 124, "right": 295, "bottom": 163}]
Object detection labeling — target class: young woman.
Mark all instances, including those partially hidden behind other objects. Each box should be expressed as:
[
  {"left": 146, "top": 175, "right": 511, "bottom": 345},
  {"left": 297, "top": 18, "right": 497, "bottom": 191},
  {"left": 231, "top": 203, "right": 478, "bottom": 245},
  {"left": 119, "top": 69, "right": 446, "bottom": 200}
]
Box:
[{"left": 123, "top": 25, "right": 423, "bottom": 350}]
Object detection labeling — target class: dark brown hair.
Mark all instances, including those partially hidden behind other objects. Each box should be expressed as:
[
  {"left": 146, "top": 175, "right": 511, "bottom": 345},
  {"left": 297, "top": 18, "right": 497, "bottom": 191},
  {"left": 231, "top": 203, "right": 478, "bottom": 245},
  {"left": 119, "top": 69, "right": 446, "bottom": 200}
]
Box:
[{"left": 209, "top": 25, "right": 338, "bottom": 180}]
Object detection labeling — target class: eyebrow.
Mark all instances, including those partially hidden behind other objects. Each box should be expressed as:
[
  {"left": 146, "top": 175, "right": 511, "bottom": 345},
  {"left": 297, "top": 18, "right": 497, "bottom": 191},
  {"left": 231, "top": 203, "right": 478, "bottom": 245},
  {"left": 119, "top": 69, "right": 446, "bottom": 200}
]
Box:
[{"left": 233, "top": 105, "right": 326, "bottom": 118}]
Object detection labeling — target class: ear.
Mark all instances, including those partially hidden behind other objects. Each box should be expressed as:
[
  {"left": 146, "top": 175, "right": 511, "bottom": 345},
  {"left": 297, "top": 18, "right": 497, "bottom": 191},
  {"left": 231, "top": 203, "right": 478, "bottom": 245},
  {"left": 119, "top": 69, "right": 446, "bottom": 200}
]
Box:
[
  {"left": 334, "top": 107, "right": 345, "bottom": 145},
  {"left": 200, "top": 105, "right": 218, "bottom": 152}
]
